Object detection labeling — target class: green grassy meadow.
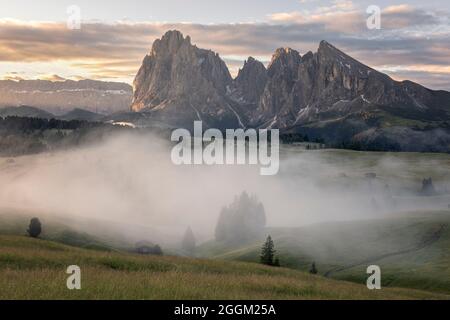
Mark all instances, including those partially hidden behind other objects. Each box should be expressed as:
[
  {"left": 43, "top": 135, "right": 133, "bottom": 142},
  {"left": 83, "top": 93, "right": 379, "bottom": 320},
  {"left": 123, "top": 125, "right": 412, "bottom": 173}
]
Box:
[
  {"left": 0, "top": 234, "right": 448, "bottom": 300},
  {"left": 1, "top": 149, "right": 450, "bottom": 299},
  {"left": 198, "top": 211, "right": 450, "bottom": 295}
]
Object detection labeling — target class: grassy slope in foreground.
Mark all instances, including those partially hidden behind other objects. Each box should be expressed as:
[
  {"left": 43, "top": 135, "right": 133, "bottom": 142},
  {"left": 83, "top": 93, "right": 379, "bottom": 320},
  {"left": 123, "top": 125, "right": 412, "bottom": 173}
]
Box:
[
  {"left": 198, "top": 211, "right": 450, "bottom": 295},
  {"left": 0, "top": 235, "right": 448, "bottom": 300}
]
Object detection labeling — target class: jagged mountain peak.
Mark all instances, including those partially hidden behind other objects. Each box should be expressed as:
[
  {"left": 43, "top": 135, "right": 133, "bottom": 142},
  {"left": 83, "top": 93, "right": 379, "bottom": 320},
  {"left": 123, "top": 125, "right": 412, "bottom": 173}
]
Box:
[
  {"left": 318, "top": 40, "right": 342, "bottom": 54},
  {"left": 317, "top": 40, "right": 367, "bottom": 69},
  {"left": 150, "top": 30, "right": 192, "bottom": 56},
  {"left": 318, "top": 40, "right": 333, "bottom": 49},
  {"left": 235, "top": 56, "right": 268, "bottom": 104},
  {"left": 131, "top": 30, "right": 237, "bottom": 128},
  {"left": 129, "top": 31, "right": 450, "bottom": 152},
  {"left": 269, "top": 48, "right": 301, "bottom": 68},
  {"left": 239, "top": 57, "right": 266, "bottom": 73},
  {"left": 318, "top": 40, "right": 343, "bottom": 58},
  {"left": 242, "top": 56, "right": 263, "bottom": 66},
  {"left": 268, "top": 48, "right": 302, "bottom": 79},
  {"left": 273, "top": 47, "right": 299, "bottom": 57},
  {"left": 162, "top": 29, "right": 185, "bottom": 41}
]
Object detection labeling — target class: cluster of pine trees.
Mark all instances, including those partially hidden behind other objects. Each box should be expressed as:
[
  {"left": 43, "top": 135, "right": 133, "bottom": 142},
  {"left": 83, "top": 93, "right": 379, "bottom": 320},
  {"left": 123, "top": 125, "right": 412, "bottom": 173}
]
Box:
[{"left": 215, "top": 192, "right": 266, "bottom": 244}]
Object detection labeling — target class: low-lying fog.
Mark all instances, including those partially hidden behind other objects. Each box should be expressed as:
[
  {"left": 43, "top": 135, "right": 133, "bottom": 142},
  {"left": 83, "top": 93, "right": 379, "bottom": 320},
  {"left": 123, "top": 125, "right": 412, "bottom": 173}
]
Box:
[{"left": 1, "top": 132, "right": 449, "bottom": 245}]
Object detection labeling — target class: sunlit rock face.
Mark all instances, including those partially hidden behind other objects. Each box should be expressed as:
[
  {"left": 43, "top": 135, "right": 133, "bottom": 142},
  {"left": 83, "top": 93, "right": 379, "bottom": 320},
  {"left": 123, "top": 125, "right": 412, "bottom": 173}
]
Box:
[
  {"left": 254, "top": 40, "right": 450, "bottom": 130},
  {"left": 131, "top": 30, "right": 240, "bottom": 130},
  {"left": 131, "top": 30, "right": 450, "bottom": 151}
]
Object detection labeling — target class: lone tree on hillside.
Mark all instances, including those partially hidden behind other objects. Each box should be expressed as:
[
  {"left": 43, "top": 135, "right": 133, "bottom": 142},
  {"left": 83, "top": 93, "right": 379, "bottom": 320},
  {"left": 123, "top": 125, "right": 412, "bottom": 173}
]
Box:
[
  {"left": 260, "top": 235, "right": 276, "bottom": 266},
  {"left": 27, "top": 217, "right": 42, "bottom": 238},
  {"left": 181, "top": 227, "right": 196, "bottom": 254},
  {"left": 309, "top": 262, "right": 318, "bottom": 275}
]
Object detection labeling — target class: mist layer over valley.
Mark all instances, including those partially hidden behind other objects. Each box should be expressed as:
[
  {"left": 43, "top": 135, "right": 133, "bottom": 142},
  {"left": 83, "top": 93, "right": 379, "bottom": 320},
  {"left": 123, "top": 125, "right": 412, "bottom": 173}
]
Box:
[{"left": 1, "top": 132, "right": 449, "bottom": 247}]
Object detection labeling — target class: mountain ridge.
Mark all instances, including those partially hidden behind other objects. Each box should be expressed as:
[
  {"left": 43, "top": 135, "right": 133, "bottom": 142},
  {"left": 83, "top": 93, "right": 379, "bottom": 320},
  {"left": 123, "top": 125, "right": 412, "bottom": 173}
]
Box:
[
  {"left": 131, "top": 30, "right": 450, "bottom": 151},
  {"left": 0, "top": 79, "right": 132, "bottom": 115}
]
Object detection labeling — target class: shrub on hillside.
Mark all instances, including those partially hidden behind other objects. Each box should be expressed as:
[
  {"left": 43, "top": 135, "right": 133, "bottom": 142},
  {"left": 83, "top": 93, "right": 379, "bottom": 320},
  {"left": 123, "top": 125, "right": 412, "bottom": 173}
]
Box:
[{"left": 27, "top": 217, "right": 42, "bottom": 238}]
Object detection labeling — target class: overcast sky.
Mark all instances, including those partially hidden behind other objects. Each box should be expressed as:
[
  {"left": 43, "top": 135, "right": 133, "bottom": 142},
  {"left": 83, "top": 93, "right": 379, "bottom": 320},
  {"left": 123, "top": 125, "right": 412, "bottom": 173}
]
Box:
[{"left": 0, "top": 0, "right": 449, "bottom": 90}]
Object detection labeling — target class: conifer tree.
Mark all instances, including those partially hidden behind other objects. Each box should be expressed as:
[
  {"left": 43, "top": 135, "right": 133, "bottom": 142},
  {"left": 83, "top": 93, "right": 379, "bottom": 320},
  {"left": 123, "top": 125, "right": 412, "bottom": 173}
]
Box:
[
  {"left": 181, "top": 226, "right": 196, "bottom": 253},
  {"left": 260, "top": 235, "right": 275, "bottom": 266},
  {"left": 309, "top": 262, "right": 318, "bottom": 275}
]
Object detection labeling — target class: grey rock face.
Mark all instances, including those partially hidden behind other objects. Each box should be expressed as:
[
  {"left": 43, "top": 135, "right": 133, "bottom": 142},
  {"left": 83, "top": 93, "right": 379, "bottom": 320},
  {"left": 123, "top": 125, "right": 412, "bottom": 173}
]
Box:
[
  {"left": 234, "top": 57, "right": 268, "bottom": 105},
  {"left": 131, "top": 30, "right": 450, "bottom": 151},
  {"left": 131, "top": 30, "right": 241, "bottom": 129},
  {"left": 253, "top": 40, "right": 450, "bottom": 130},
  {"left": 255, "top": 48, "right": 302, "bottom": 128}
]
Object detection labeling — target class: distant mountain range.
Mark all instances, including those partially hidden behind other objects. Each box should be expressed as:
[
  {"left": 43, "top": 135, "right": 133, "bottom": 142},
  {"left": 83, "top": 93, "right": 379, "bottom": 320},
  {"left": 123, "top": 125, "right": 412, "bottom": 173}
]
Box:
[
  {"left": 0, "top": 105, "right": 104, "bottom": 122},
  {"left": 0, "top": 79, "right": 132, "bottom": 115},
  {"left": 0, "top": 105, "right": 55, "bottom": 119},
  {"left": 131, "top": 30, "right": 450, "bottom": 152},
  {"left": 2, "top": 30, "right": 450, "bottom": 152},
  {"left": 0, "top": 105, "right": 171, "bottom": 129}
]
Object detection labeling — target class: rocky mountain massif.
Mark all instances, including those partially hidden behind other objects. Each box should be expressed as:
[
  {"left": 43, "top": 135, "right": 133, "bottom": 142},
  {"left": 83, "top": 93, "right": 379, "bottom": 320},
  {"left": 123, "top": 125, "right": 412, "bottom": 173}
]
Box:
[
  {"left": 0, "top": 79, "right": 132, "bottom": 115},
  {"left": 131, "top": 30, "right": 238, "bottom": 130},
  {"left": 132, "top": 30, "right": 450, "bottom": 152}
]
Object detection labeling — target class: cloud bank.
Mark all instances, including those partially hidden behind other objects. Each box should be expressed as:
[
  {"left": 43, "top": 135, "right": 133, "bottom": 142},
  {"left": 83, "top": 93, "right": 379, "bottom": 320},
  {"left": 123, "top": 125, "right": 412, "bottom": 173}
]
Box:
[{"left": 0, "top": 3, "right": 449, "bottom": 89}]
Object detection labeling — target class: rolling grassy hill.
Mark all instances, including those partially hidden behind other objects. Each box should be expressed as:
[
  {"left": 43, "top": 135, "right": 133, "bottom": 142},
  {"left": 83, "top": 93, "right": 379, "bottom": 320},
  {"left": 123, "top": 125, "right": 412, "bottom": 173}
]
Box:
[
  {"left": 198, "top": 211, "right": 450, "bottom": 295},
  {"left": 0, "top": 235, "right": 448, "bottom": 300},
  {"left": 0, "top": 211, "right": 126, "bottom": 251}
]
